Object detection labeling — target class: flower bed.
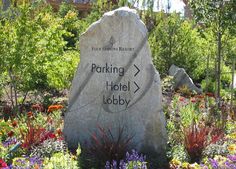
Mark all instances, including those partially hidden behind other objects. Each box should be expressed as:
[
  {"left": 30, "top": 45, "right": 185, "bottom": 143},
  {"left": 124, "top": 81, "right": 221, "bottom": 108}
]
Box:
[{"left": 0, "top": 94, "right": 235, "bottom": 168}]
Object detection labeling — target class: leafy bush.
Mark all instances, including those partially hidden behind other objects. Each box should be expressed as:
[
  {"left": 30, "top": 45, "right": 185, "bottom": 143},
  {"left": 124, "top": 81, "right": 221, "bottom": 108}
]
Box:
[
  {"left": 58, "top": 2, "right": 76, "bottom": 18},
  {"left": 149, "top": 12, "right": 206, "bottom": 79},
  {"left": 0, "top": 3, "right": 79, "bottom": 112}
]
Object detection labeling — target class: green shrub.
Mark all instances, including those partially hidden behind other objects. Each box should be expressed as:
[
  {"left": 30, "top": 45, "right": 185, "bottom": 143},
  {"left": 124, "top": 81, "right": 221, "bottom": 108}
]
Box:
[
  {"left": 43, "top": 152, "right": 78, "bottom": 169},
  {"left": 149, "top": 12, "right": 206, "bottom": 79}
]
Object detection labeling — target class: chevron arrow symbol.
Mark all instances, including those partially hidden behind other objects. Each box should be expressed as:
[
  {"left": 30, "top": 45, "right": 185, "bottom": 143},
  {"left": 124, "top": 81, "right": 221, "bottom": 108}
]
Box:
[
  {"left": 133, "top": 81, "right": 140, "bottom": 93},
  {"left": 134, "top": 64, "right": 140, "bottom": 77}
]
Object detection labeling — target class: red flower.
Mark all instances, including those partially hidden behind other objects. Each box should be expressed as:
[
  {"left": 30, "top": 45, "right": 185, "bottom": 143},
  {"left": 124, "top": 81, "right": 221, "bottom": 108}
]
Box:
[
  {"left": 27, "top": 111, "right": 33, "bottom": 118},
  {"left": 47, "top": 105, "right": 64, "bottom": 113},
  {"left": 40, "top": 131, "right": 56, "bottom": 143},
  {"left": 31, "top": 104, "right": 44, "bottom": 112},
  {"left": 21, "top": 143, "right": 29, "bottom": 149},
  {"left": 196, "top": 95, "right": 204, "bottom": 99},
  {"left": 56, "top": 128, "right": 63, "bottom": 136},
  {"left": 57, "top": 137, "right": 64, "bottom": 141},
  {"left": 206, "top": 92, "right": 215, "bottom": 97},
  {"left": 12, "top": 120, "right": 17, "bottom": 127},
  {"left": 7, "top": 131, "right": 14, "bottom": 137},
  {"left": 0, "top": 158, "right": 8, "bottom": 168}
]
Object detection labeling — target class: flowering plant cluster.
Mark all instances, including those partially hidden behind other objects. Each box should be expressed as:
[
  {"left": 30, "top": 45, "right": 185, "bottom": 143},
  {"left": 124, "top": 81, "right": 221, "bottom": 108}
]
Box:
[
  {"left": 170, "top": 153, "right": 236, "bottom": 169},
  {"left": 0, "top": 104, "right": 77, "bottom": 168},
  {"left": 0, "top": 94, "right": 235, "bottom": 169},
  {"left": 166, "top": 92, "right": 236, "bottom": 168},
  {"left": 105, "top": 150, "right": 147, "bottom": 169},
  {"left": 203, "top": 154, "right": 236, "bottom": 169}
]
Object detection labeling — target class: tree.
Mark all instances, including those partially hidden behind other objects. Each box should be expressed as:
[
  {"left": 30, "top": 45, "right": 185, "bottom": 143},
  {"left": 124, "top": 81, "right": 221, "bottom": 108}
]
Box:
[
  {"left": 189, "top": 0, "right": 236, "bottom": 105},
  {"left": 0, "top": 3, "right": 79, "bottom": 112},
  {"left": 149, "top": 12, "right": 206, "bottom": 79}
]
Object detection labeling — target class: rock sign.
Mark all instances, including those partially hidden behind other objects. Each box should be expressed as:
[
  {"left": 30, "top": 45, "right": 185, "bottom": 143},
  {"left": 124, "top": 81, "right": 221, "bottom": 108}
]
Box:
[{"left": 64, "top": 7, "right": 167, "bottom": 165}]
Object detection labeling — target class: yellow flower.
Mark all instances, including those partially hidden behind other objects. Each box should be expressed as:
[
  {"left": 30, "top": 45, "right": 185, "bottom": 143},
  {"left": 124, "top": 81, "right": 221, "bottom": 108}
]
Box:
[
  {"left": 228, "top": 132, "right": 236, "bottom": 139},
  {"left": 228, "top": 144, "right": 236, "bottom": 153},
  {"left": 171, "top": 159, "right": 181, "bottom": 166},
  {"left": 65, "top": 11, "right": 77, "bottom": 20},
  {"left": 182, "top": 162, "right": 189, "bottom": 169}
]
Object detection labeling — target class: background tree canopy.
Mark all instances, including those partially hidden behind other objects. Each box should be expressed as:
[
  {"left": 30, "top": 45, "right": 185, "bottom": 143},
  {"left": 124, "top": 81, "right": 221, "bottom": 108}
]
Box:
[{"left": 0, "top": 0, "right": 235, "bottom": 110}]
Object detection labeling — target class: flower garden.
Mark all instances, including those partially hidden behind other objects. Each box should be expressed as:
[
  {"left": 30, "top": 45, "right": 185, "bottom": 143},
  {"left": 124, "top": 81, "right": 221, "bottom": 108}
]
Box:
[{"left": 0, "top": 90, "right": 235, "bottom": 168}]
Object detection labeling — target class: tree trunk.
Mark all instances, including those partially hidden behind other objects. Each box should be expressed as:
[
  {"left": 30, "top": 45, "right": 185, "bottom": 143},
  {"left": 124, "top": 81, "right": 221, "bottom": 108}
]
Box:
[
  {"left": 230, "top": 57, "right": 235, "bottom": 112},
  {"left": 2, "top": 0, "right": 11, "bottom": 11},
  {"left": 216, "top": 30, "right": 222, "bottom": 108}
]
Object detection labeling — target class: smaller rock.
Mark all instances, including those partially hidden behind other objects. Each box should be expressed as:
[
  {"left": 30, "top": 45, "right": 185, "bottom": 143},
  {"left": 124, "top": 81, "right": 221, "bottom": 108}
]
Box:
[{"left": 168, "top": 64, "right": 202, "bottom": 93}]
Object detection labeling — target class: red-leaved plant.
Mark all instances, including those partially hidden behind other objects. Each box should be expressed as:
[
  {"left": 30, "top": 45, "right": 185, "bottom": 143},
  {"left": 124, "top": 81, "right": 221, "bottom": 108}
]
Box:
[
  {"left": 83, "top": 125, "right": 134, "bottom": 168},
  {"left": 20, "top": 120, "right": 46, "bottom": 150},
  {"left": 20, "top": 120, "right": 56, "bottom": 150},
  {"left": 184, "top": 122, "right": 224, "bottom": 163}
]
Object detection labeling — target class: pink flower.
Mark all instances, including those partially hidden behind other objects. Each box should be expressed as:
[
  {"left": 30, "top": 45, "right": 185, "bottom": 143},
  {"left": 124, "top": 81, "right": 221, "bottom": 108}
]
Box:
[
  {"left": 0, "top": 158, "right": 8, "bottom": 168},
  {"left": 190, "top": 98, "right": 197, "bottom": 103},
  {"left": 179, "top": 97, "right": 185, "bottom": 102}
]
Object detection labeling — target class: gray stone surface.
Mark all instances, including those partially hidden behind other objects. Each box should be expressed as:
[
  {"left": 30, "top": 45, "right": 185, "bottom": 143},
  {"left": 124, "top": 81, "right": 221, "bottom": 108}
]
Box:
[
  {"left": 169, "top": 64, "right": 202, "bottom": 93},
  {"left": 63, "top": 7, "right": 167, "bottom": 165}
]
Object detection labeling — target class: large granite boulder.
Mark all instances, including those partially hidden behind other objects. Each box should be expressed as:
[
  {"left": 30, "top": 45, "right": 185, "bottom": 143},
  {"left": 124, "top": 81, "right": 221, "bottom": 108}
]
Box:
[{"left": 63, "top": 7, "right": 167, "bottom": 166}]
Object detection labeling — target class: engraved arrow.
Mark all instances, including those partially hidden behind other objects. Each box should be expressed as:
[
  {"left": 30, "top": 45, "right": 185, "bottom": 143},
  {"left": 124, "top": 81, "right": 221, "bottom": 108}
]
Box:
[
  {"left": 134, "top": 64, "right": 140, "bottom": 77},
  {"left": 133, "top": 81, "right": 140, "bottom": 93}
]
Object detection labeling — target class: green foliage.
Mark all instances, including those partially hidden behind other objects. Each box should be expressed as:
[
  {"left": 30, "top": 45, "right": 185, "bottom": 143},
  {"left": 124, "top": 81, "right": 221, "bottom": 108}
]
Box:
[
  {"left": 180, "top": 104, "right": 199, "bottom": 128},
  {"left": 46, "top": 50, "right": 80, "bottom": 90},
  {"left": 149, "top": 12, "right": 206, "bottom": 79},
  {"left": 189, "top": 0, "right": 236, "bottom": 32},
  {"left": 0, "top": 3, "right": 80, "bottom": 110},
  {"left": 201, "top": 78, "right": 216, "bottom": 93},
  {"left": 43, "top": 152, "right": 79, "bottom": 169},
  {"left": 169, "top": 144, "right": 189, "bottom": 162},
  {"left": 162, "top": 76, "right": 174, "bottom": 95},
  {"left": 126, "top": 161, "right": 147, "bottom": 169},
  {"left": 0, "top": 142, "right": 8, "bottom": 160},
  {"left": 58, "top": 2, "right": 76, "bottom": 18}
]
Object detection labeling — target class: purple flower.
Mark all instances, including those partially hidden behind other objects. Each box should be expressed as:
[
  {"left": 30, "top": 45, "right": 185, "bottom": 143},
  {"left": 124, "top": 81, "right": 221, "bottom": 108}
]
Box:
[
  {"left": 119, "top": 160, "right": 126, "bottom": 169},
  {"left": 2, "top": 137, "right": 17, "bottom": 147},
  {"left": 228, "top": 154, "right": 236, "bottom": 162},
  {"left": 105, "top": 150, "right": 147, "bottom": 169},
  {"left": 209, "top": 158, "right": 219, "bottom": 169},
  {"left": 105, "top": 161, "right": 110, "bottom": 169},
  {"left": 126, "top": 149, "right": 146, "bottom": 162},
  {"left": 29, "top": 156, "right": 42, "bottom": 166},
  {"left": 200, "top": 164, "right": 208, "bottom": 169},
  {"left": 112, "top": 160, "right": 118, "bottom": 169}
]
